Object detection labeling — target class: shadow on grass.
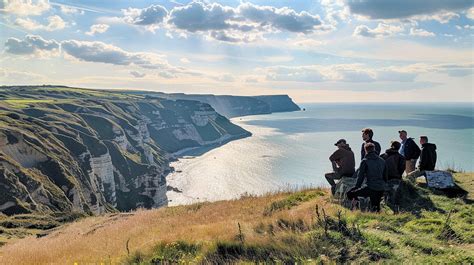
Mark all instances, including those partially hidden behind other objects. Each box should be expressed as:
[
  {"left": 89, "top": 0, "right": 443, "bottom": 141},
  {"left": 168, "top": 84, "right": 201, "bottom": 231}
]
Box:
[{"left": 391, "top": 182, "right": 443, "bottom": 216}]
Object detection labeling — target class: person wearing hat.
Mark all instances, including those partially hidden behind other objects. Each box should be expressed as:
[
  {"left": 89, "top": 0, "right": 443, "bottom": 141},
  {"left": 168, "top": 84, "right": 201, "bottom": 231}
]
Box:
[
  {"left": 381, "top": 140, "right": 406, "bottom": 180},
  {"left": 325, "top": 139, "right": 356, "bottom": 195},
  {"left": 398, "top": 130, "right": 421, "bottom": 175}
]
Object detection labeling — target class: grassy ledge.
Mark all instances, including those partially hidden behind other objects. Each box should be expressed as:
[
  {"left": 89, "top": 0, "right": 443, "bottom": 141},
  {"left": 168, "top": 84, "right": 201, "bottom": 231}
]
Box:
[{"left": 0, "top": 173, "right": 472, "bottom": 264}]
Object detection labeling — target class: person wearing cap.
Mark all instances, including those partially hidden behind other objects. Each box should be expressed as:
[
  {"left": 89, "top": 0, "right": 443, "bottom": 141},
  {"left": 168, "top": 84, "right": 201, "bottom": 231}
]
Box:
[
  {"left": 398, "top": 130, "right": 421, "bottom": 175},
  {"left": 347, "top": 142, "right": 388, "bottom": 212},
  {"left": 381, "top": 140, "right": 406, "bottom": 180},
  {"left": 325, "top": 139, "right": 356, "bottom": 195},
  {"left": 361, "top": 128, "right": 381, "bottom": 160}
]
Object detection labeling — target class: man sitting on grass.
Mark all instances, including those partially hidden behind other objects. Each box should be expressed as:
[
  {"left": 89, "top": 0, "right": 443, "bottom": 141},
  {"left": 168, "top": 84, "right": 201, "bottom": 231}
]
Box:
[
  {"left": 325, "top": 139, "right": 356, "bottom": 195},
  {"left": 347, "top": 143, "right": 388, "bottom": 212}
]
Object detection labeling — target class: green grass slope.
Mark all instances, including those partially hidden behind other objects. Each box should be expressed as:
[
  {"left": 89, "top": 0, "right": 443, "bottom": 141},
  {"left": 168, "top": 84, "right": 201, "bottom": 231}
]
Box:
[{"left": 0, "top": 173, "right": 471, "bottom": 264}]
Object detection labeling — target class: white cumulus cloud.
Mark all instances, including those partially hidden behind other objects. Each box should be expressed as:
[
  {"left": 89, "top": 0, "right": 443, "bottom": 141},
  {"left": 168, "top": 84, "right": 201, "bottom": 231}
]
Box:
[
  {"left": 14, "top": 15, "right": 66, "bottom": 31},
  {"left": 353, "top": 23, "right": 403, "bottom": 38},
  {"left": 0, "top": 0, "right": 50, "bottom": 16},
  {"left": 125, "top": 1, "right": 330, "bottom": 42},
  {"left": 4, "top": 34, "right": 59, "bottom": 55},
  {"left": 86, "top": 24, "right": 109, "bottom": 36},
  {"left": 409, "top": 28, "right": 436, "bottom": 37},
  {"left": 122, "top": 4, "right": 167, "bottom": 31}
]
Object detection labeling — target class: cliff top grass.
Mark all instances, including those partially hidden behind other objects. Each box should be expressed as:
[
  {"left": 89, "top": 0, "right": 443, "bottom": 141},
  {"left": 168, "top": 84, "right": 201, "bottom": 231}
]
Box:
[{"left": 0, "top": 172, "right": 472, "bottom": 264}]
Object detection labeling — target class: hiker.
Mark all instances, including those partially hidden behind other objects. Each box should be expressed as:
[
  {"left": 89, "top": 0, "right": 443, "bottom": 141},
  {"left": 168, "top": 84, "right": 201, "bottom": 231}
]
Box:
[
  {"left": 325, "top": 139, "right": 356, "bottom": 195},
  {"left": 361, "top": 128, "right": 381, "bottom": 159},
  {"left": 347, "top": 143, "right": 388, "bottom": 212},
  {"left": 407, "top": 136, "right": 437, "bottom": 182},
  {"left": 398, "top": 130, "right": 420, "bottom": 175},
  {"left": 380, "top": 141, "right": 406, "bottom": 180},
  {"left": 418, "top": 136, "right": 437, "bottom": 171}
]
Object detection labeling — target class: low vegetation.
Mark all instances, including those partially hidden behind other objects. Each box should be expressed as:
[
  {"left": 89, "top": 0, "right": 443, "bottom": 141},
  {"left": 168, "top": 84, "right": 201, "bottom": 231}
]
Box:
[{"left": 0, "top": 173, "right": 472, "bottom": 264}]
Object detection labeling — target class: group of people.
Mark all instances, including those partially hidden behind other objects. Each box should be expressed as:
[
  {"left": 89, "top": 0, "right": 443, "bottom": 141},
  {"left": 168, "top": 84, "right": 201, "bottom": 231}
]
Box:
[{"left": 325, "top": 128, "right": 438, "bottom": 212}]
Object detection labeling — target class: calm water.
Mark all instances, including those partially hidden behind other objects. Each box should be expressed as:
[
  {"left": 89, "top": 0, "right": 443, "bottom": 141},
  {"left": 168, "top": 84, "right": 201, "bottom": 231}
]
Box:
[{"left": 167, "top": 103, "right": 474, "bottom": 205}]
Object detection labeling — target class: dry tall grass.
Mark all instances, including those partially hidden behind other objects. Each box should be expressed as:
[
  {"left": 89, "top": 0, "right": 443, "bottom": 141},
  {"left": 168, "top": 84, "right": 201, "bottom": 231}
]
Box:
[{"left": 0, "top": 189, "right": 330, "bottom": 264}]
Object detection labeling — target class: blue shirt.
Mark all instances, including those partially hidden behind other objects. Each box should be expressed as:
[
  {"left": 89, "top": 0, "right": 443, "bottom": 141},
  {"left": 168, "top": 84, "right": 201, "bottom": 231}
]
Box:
[{"left": 399, "top": 139, "right": 407, "bottom": 156}]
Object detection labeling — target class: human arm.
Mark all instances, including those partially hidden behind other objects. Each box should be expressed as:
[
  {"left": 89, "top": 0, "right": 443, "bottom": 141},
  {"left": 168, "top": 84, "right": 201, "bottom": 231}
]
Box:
[
  {"left": 355, "top": 161, "right": 367, "bottom": 188},
  {"left": 375, "top": 141, "right": 381, "bottom": 155},
  {"left": 398, "top": 155, "right": 406, "bottom": 176}
]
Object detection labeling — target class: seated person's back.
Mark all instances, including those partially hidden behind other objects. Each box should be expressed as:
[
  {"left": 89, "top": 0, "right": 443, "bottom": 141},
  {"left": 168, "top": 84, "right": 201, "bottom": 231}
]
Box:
[{"left": 381, "top": 141, "right": 405, "bottom": 180}]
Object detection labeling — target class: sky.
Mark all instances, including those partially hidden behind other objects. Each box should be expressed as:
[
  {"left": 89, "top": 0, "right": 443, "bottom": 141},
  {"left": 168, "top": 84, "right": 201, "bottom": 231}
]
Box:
[{"left": 0, "top": 0, "right": 473, "bottom": 103}]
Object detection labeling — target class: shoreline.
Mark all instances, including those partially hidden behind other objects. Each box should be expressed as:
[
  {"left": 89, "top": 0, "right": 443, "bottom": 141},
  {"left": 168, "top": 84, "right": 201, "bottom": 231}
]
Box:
[
  {"left": 165, "top": 115, "right": 284, "bottom": 206},
  {"left": 170, "top": 131, "right": 252, "bottom": 159}
]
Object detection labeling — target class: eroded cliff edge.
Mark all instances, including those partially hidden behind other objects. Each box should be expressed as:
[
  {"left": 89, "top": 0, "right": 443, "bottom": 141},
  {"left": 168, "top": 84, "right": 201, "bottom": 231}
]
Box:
[{"left": 0, "top": 86, "right": 299, "bottom": 216}]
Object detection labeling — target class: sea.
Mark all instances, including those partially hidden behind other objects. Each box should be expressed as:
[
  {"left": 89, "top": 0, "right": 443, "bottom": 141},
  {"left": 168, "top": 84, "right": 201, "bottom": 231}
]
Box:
[{"left": 166, "top": 103, "right": 474, "bottom": 206}]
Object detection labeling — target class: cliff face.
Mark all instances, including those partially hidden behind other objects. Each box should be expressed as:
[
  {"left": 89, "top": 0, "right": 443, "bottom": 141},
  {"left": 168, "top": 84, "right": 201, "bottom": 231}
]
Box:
[
  {"left": 122, "top": 92, "right": 301, "bottom": 118},
  {"left": 0, "top": 86, "right": 250, "bottom": 216}
]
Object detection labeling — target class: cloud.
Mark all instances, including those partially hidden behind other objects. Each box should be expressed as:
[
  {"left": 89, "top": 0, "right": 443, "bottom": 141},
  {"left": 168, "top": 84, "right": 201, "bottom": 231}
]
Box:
[
  {"left": 130, "top": 70, "right": 146, "bottom": 78},
  {"left": 3, "top": 35, "right": 202, "bottom": 79},
  {"left": 4, "top": 34, "right": 59, "bottom": 55},
  {"left": 237, "top": 3, "right": 324, "bottom": 33},
  {"left": 353, "top": 23, "right": 403, "bottom": 38},
  {"left": 59, "top": 5, "right": 84, "bottom": 15},
  {"left": 346, "top": 0, "right": 473, "bottom": 20},
  {"left": 140, "top": 1, "right": 330, "bottom": 42},
  {"left": 214, "top": 73, "right": 235, "bottom": 82},
  {"left": 409, "top": 28, "right": 435, "bottom": 37},
  {"left": 168, "top": 2, "right": 235, "bottom": 32},
  {"left": 61, "top": 40, "right": 166, "bottom": 67},
  {"left": 86, "top": 24, "right": 109, "bottom": 36},
  {"left": 0, "top": 0, "right": 50, "bottom": 16},
  {"left": 122, "top": 4, "right": 167, "bottom": 31},
  {"left": 467, "top": 7, "right": 474, "bottom": 19},
  {"left": 180, "top": 57, "right": 190, "bottom": 63},
  {"left": 59, "top": 39, "right": 199, "bottom": 78},
  {"left": 14, "top": 15, "right": 66, "bottom": 31},
  {"left": 0, "top": 68, "right": 46, "bottom": 83},
  {"left": 262, "top": 64, "right": 423, "bottom": 83}
]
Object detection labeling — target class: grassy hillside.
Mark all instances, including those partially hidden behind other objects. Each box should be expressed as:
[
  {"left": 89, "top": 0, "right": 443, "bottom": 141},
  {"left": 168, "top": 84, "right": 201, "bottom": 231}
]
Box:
[
  {"left": 0, "top": 85, "right": 250, "bottom": 216},
  {"left": 0, "top": 173, "right": 472, "bottom": 264}
]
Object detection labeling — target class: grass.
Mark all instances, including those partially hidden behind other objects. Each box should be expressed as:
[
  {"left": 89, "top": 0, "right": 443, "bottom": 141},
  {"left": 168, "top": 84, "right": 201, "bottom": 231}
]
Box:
[{"left": 0, "top": 173, "right": 472, "bottom": 264}]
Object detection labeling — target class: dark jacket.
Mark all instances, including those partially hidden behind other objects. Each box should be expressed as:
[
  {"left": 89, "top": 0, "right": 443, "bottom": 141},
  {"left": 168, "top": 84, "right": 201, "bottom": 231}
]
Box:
[
  {"left": 419, "top": 143, "right": 437, "bottom": 171},
  {"left": 400, "top": 138, "right": 420, "bottom": 160},
  {"left": 381, "top": 148, "right": 405, "bottom": 180},
  {"left": 355, "top": 151, "right": 388, "bottom": 191},
  {"left": 361, "top": 139, "right": 381, "bottom": 159},
  {"left": 329, "top": 145, "right": 355, "bottom": 176}
]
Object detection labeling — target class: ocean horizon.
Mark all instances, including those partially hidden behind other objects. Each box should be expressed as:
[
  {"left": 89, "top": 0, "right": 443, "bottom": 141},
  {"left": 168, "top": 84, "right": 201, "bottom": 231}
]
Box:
[{"left": 166, "top": 102, "right": 474, "bottom": 205}]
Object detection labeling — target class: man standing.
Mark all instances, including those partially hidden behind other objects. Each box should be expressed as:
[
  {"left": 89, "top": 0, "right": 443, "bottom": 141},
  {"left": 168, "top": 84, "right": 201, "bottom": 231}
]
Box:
[
  {"left": 347, "top": 143, "right": 388, "bottom": 212},
  {"left": 398, "top": 130, "right": 420, "bottom": 174},
  {"left": 361, "top": 128, "right": 381, "bottom": 159},
  {"left": 325, "top": 139, "right": 356, "bottom": 195}
]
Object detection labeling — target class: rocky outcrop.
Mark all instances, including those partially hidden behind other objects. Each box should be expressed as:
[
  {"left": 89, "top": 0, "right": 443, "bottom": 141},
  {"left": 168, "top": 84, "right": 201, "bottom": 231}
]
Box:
[{"left": 0, "top": 86, "right": 251, "bottom": 216}]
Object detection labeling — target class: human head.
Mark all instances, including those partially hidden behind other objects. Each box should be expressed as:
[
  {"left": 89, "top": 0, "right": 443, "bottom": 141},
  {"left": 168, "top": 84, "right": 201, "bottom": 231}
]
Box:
[
  {"left": 364, "top": 142, "right": 375, "bottom": 153},
  {"left": 399, "top": 130, "right": 407, "bottom": 141},
  {"left": 420, "top": 136, "right": 428, "bottom": 145},
  {"left": 334, "top": 139, "right": 347, "bottom": 148},
  {"left": 361, "top": 128, "right": 373, "bottom": 141},
  {"left": 390, "top": 140, "right": 401, "bottom": 150}
]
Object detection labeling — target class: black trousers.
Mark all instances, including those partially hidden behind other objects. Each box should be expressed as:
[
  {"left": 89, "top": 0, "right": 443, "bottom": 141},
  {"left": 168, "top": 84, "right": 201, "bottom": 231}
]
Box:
[{"left": 347, "top": 186, "right": 384, "bottom": 212}]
